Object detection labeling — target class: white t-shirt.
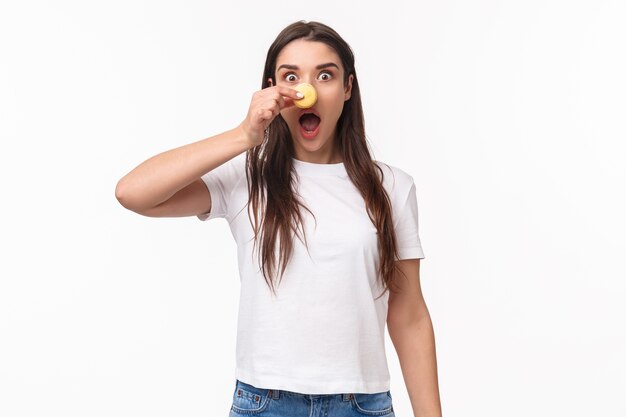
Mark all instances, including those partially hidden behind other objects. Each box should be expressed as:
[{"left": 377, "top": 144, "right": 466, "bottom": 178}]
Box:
[{"left": 197, "top": 153, "right": 425, "bottom": 394}]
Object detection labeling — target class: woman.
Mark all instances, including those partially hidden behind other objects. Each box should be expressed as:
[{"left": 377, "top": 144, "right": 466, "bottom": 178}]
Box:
[{"left": 116, "top": 20, "right": 442, "bottom": 417}]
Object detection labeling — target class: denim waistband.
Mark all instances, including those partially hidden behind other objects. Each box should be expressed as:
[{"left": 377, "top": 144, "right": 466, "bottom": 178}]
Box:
[{"left": 237, "top": 379, "right": 361, "bottom": 401}]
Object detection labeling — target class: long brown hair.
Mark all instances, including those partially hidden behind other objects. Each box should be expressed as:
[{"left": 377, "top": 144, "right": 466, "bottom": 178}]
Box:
[{"left": 245, "top": 20, "right": 406, "bottom": 299}]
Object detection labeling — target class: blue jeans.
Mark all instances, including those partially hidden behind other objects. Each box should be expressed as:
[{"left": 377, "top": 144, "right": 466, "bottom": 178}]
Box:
[{"left": 228, "top": 379, "right": 395, "bottom": 417}]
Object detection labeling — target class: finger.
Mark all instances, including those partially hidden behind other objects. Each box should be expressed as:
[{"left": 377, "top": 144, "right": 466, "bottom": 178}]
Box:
[
  {"left": 255, "top": 108, "right": 270, "bottom": 126},
  {"left": 260, "top": 108, "right": 274, "bottom": 122},
  {"left": 276, "top": 86, "right": 304, "bottom": 101},
  {"left": 269, "top": 105, "right": 281, "bottom": 119},
  {"left": 282, "top": 97, "right": 296, "bottom": 109},
  {"left": 263, "top": 98, "right": 280, "bottom": 117}
]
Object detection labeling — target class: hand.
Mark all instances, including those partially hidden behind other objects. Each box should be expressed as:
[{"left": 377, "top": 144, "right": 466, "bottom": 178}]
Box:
[{"left": 239, "top": 85, "right": 303, "bottom": 147}]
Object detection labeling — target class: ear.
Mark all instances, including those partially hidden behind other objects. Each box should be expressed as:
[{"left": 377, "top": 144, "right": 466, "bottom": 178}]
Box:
[
  {"left": 268, "top": 77, "right": 274, "bottom": 87},
  {"left": 344, "top": 74, "right": 353, "bottom": 101}
]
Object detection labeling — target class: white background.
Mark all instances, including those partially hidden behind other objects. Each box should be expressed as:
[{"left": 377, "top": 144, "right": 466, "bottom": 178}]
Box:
[{"left": 1, "top": 1, "right": 625, "bottom": 416}]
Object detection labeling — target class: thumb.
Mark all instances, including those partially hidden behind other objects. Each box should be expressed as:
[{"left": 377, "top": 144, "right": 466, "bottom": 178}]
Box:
[{"left": 282, "top": 97, "right": 296, "bottom": 109}]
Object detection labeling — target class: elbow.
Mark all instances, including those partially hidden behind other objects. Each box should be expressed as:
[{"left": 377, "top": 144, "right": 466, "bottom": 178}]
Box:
[
  {"left": 115, "top": 179, "right": 136, "bottom": 211},
  {"left": 115, "top": 179, "right": 161, "bottom": 215}
]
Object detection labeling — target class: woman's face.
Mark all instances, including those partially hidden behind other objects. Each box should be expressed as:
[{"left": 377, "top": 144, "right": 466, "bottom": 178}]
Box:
[{"left": 271, "top": 39, "right": 353, "bottom": 163}]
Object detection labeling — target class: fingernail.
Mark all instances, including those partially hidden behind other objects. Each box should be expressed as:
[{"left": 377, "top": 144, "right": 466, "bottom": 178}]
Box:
[{"left": 296, "top": 92, "right": 304, "bottom": 98}]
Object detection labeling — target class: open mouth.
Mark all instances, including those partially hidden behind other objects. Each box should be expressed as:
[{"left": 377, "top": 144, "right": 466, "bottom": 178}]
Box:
[{"left": 298, "top": 112, "right": 321, "bottom": 134}]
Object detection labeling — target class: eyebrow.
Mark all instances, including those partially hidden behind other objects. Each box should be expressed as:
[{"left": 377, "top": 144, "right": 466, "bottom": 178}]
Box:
[{"left": 276, "top": 62, "right": 340, "bottom": 71}]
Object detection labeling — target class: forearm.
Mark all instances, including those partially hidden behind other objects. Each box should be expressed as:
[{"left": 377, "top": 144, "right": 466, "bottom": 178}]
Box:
[
  {"left": 115, "top": 124, "right": 251, "bottom": 211},
  {"left": 388, "top": 314, "right": 442, "bottom": 417}
]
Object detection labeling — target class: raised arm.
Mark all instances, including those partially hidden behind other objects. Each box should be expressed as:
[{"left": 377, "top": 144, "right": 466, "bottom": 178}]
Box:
[
  {"left": 114, "top": 85, "right": 302, "bottom": 217},
  {"left": 115, "top": 125, "right": 251, "bottom": 217}
]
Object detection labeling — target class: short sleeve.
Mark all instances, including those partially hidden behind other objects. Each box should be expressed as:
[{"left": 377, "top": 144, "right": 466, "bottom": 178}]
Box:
[
  {"left": 196, "top": 154, "right": 246, "bottom": 222},
  {"left": 394, "top": 181, "right": 426, "bottom": 260}
]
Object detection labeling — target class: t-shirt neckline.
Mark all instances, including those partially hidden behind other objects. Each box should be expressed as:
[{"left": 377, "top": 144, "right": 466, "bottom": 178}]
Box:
[{"left": 291, "top": 157, "right": 347, "bottom": 177}]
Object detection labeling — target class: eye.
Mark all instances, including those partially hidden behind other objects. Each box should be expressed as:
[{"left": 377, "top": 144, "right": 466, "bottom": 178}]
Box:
[
  {"left": 283, "top": 70, "right": 333, "bottom": 82},
  {"left": 319, "top": 71, "right": 333, "bottom": 81}
]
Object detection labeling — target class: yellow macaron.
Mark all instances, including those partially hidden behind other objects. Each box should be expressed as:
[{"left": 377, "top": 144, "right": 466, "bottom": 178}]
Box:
[{"left": 294, "top": 83, "right": 317, "bottom": 109}]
